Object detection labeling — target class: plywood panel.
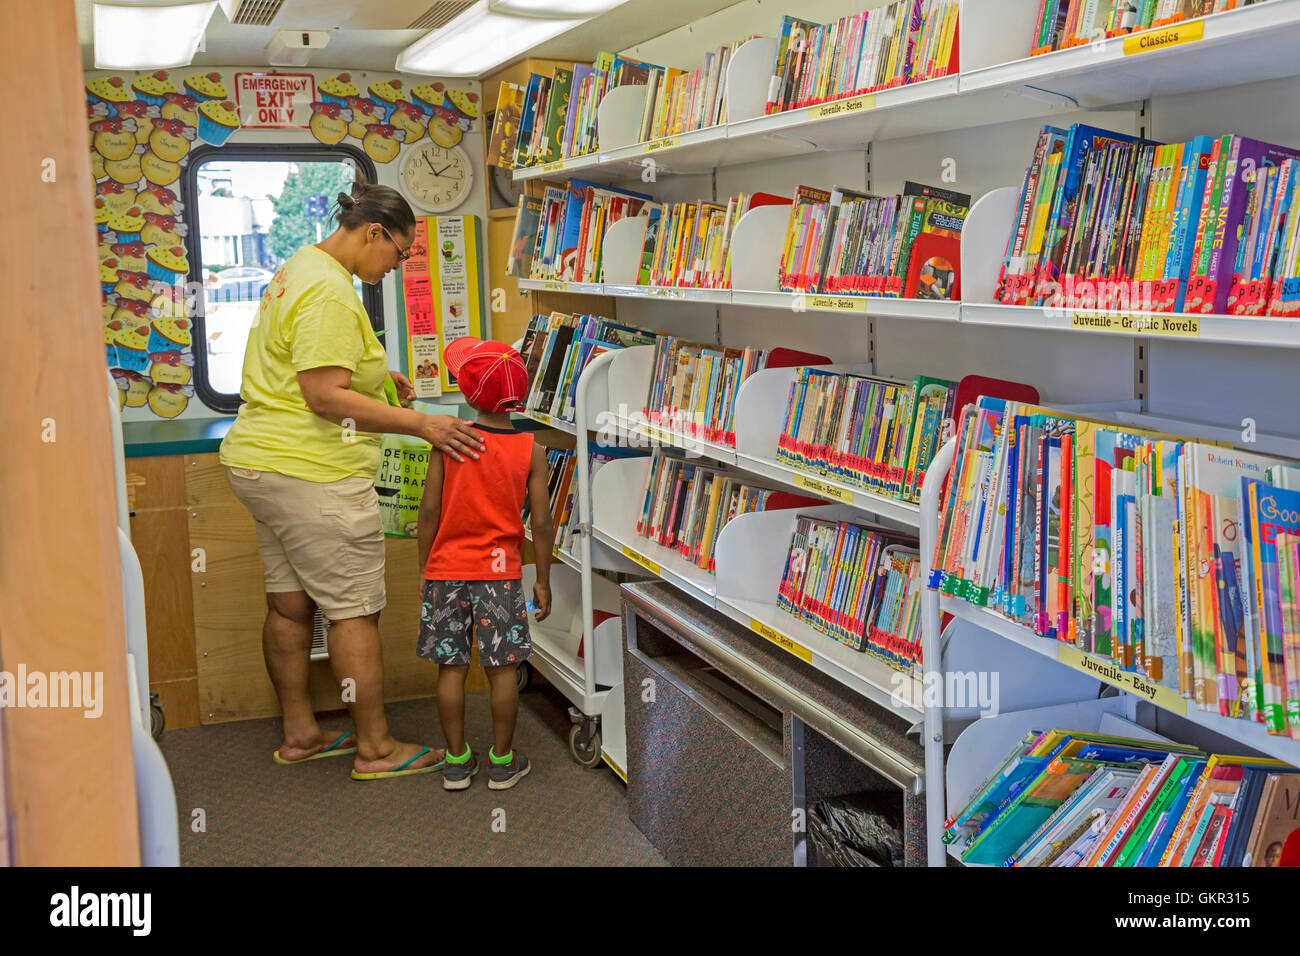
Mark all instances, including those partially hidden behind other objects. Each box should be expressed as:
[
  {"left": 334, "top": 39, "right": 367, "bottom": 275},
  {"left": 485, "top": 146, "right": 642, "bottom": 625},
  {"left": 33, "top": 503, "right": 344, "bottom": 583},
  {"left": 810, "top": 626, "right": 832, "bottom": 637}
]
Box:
[
  {"left": 186, "top": 455, "right": 474, "bottom": 719},
  {"left": 126, "top": 455, "right": 188, "bottom": 511},
  {"left": 0, "top": 0, "right": 139, "bottom": 864},
  {"left": 153, "top": 678, "right": 200, "bottom": 731},
  {"left": 129, "top": 508, "right": 200, "bottom": 726}
]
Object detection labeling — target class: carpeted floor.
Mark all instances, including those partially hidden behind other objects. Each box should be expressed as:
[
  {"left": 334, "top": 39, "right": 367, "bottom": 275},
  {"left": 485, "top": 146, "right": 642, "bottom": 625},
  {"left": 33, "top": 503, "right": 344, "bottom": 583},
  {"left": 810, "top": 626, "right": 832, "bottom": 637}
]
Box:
[{"left": 160, "top": 686, "right": 666, "bottom": 866}]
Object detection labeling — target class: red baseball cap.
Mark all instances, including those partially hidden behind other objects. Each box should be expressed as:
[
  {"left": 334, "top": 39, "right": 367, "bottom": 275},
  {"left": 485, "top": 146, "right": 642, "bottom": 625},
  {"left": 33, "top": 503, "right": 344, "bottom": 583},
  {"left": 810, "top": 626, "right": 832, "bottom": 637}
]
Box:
[{"left": 443, "top": 336, "right": 529, "bottom": 412}]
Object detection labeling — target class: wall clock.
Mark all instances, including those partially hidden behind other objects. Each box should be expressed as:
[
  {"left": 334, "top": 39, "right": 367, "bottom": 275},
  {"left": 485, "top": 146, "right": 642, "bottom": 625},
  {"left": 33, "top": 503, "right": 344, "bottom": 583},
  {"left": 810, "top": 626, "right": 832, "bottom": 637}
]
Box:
[{"left": 399, "top": 141, "right": 473, "bottom": 214}]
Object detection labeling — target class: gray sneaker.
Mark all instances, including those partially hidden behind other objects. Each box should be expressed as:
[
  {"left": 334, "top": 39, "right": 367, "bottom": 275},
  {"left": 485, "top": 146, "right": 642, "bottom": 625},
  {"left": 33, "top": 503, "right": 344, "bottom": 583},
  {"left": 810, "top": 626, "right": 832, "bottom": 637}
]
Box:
[
  {"left": 443, "top": 750, "right": 479, "bottom": 791},
  {"left": 487, "top": 750, "right": 531, "bottom": 790}
]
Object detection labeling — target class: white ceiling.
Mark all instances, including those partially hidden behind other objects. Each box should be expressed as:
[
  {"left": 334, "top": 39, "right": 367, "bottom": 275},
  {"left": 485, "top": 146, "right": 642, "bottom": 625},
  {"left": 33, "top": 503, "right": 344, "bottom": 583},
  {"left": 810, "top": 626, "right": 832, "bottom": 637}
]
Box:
[{"left": 76, "top": 0, "right": 743, "bottom": 75}]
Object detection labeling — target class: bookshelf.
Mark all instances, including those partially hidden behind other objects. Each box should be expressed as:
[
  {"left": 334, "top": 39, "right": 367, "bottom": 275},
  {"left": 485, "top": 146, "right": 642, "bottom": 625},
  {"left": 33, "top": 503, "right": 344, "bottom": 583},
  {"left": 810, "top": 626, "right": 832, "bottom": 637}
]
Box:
[{"left": 502, "top": 0, "right": 1300, "bottom": 864}]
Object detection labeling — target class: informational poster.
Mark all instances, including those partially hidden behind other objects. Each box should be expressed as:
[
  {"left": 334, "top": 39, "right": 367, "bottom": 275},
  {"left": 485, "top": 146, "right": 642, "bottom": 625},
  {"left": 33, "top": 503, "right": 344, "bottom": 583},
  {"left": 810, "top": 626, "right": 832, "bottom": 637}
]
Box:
[{"left": 404, "top": 215, "right": 484, "bottom": 398}]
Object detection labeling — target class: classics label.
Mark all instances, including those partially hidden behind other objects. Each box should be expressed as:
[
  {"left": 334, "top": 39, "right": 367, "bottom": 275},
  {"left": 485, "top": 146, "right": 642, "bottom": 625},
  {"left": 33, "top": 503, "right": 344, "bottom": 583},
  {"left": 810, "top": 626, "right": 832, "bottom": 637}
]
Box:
[
  {"left": 750, "top": 618, "right": 814, "bottom": 663},
  {"left": 809, "top": 93, "right": 877, "bottom": 120},
  {"left": 1122, "top": 20, "right": 1205, "bottom": 56},
  {"left": 1070, "top": 311, "right": 1200, "bottom": 337},
  {"left": 622, "top": 545, "right": 662, "bottom": 576},
  {"left": 791, "top": 472, "right": 855, "bottom": 503}
]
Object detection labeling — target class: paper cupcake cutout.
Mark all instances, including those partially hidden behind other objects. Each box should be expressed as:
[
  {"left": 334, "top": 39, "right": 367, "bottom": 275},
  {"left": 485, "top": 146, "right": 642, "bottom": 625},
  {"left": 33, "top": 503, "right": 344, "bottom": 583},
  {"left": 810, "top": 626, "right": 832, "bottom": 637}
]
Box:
[
  {"left": 149, "top": 348, "right": 195, "bottom": 386},
  {"left": 160, "top": 91, "right": 200, "bottom": 127},
  {"left": 90, "top": 117, "right": 139, "bottom": 161},
  {"left": 319, "top": 73, "right": 358, "bottom": 107},
  {"left": 141, "top": 212, "right": 187, "bottom": 246},
  {"left": 132, "top": 71, "right": 175, "bottom": 107},
  {"left": 344, "top": 96, "right": 380, "bottom": 139},
  {"left": 390, "top": 100, "right": 427, "bottom": 145},
  {"left": 86, "top": 75, "right": 131, "bottom": 107},
  {"left": 196, "top": 99, "right": 239, "bottom": 146},
  {"left": 147, "top": 382, "right": 194, "bottom": 418},
  {"left": 362, "top": 123, "right": 406, "bottom": 163},
  {"left": 307, "top": 101, "right": 352, "bottom": 145},
  {"left": 135, "top": 182, "right": 184, "bottom": 216},
  {"left": 147, "top": 117, "right": 196, "bottom": 162},
  {"left": 183, "top": 71, "right": 226, "bottom": 102}
]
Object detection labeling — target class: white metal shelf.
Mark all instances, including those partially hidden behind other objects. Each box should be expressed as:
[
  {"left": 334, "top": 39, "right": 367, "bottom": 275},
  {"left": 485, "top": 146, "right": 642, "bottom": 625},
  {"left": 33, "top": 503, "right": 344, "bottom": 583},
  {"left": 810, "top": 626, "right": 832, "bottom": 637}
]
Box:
[
  {"left": 938, "top": 596, "right": 1300, "bottom": 768},
  {"left": 510, "top": 1, "right": 1300, "bottom": 184}
]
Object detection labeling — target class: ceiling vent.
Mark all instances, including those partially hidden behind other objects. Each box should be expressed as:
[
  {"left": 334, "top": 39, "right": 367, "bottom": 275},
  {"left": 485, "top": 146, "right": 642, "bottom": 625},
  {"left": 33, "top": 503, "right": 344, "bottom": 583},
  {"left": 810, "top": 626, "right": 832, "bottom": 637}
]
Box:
[
  {"left": 229, "top": 0, "right": 287, "bottom": 26},
  {"left": 409, "top": 0, "right": 476, "bottom": 31}
]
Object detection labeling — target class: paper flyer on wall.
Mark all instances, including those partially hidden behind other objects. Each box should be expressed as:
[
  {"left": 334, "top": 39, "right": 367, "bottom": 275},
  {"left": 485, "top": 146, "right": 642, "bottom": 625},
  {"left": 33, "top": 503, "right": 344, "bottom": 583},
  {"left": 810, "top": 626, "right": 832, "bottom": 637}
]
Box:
[{"left": 403, "top": 215, "right": 484, "bottom": 399}]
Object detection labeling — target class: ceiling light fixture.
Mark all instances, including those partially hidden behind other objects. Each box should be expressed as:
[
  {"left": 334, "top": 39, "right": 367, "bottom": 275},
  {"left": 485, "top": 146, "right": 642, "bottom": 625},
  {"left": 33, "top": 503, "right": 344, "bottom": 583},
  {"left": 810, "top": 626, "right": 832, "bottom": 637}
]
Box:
[
  {"left": 93, "top": 1, "right": 220, "bottom": 71},
  {"left": 488, "top": 0, "right": 629, "bottom": 18},
  {"left": 396, "top": 0, "right": 585, "bottom": 77}
]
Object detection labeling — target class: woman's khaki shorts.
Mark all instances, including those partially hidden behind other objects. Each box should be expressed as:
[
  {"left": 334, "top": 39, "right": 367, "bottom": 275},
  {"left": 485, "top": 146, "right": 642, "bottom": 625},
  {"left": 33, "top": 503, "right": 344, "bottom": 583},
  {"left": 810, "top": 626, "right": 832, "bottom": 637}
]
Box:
[{"left": 225, "top": 466, "right": 386, "bottom": 621}]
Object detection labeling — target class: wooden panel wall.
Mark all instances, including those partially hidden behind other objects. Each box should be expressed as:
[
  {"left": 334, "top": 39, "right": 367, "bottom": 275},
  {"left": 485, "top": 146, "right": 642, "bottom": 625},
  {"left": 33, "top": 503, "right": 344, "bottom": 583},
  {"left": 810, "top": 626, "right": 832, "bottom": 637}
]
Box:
[
  {"left": 0, "top": 0, "right": 140, "bottom": 864},
  {"left": 185, "top": 453, "right": 482, "bottom": 723},
  {"left": 127, "top": 456, "right": 200, "bottom": 728}
]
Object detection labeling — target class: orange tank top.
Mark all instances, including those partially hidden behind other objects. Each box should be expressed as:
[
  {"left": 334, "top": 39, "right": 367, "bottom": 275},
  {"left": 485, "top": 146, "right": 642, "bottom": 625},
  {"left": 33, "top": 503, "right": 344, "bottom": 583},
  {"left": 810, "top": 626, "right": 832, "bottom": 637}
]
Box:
[{"left": 424, "top": 424, "right": 534, "bottom": 581}]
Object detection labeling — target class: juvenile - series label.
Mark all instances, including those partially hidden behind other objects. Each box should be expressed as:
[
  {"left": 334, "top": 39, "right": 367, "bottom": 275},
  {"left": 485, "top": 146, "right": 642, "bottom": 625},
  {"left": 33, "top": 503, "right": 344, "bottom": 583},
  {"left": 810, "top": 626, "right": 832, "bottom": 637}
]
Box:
[
  {"left": 807, "top": 294, "right": 868, "bottom": 313},
  {"left": 622, "top": 545, "right": 662, "bottom": 575},
  {"left": 809, "top": 94, "right": 877, "bottom": 120},
  {"left": 750, "top": 618, "right": 814, "bottom": 663},
  {"left": 791, "top": 472, "right": 855, "bottom": 502}
]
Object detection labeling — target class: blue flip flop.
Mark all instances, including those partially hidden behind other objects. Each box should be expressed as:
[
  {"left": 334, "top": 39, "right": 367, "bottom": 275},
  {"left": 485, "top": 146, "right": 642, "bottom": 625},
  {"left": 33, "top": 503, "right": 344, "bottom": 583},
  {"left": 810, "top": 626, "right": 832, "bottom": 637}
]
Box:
[
  {"left": 272, "top": 732, "right": 358, "bottom": 765},
  {"left": 350, "top": 745, "right": 446, "bottom": 780}
]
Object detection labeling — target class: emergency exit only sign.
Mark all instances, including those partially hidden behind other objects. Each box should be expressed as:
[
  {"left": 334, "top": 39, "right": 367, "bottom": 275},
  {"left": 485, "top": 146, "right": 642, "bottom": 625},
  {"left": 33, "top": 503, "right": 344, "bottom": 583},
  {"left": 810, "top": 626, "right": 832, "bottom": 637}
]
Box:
[{"left": 234, "top": 73, "right": 317, "bottom": 129}]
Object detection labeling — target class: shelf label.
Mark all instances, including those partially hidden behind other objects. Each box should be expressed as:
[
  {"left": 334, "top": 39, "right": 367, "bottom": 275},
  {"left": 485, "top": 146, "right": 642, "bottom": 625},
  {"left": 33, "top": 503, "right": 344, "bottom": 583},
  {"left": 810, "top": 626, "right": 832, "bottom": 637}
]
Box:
[
  {"left": 643, "top": 135, "right": 678, "bottom": 153},
  {"left": 1123, "top": 20, "right": 1204, "bottom": 56},
  {"left": 1070, "top": 311, "right": 1200, "bottom": 337},
  {"left": 531, "top": 159, "right": 567, "bottom": 175},
  {"left": 791, "top": 472, "right": 855, "bottom": 503},
  {"left": 1058, "top": 645, "right": 1189, "bottom": 714},
  {"left": 540, "top": 280, "right": 568, "bottom": 292},
  {"left": 806, "top": 295, "right": 867, "bottom": 313},
  {"left": 621, "top": 545, "right": 661, "bottom": 576},
  {"left": 809, "top": 93, "right": 876, "bottom": 120},
  {"left": 750, "top": 618, "right": 813, "bottom": 663}
]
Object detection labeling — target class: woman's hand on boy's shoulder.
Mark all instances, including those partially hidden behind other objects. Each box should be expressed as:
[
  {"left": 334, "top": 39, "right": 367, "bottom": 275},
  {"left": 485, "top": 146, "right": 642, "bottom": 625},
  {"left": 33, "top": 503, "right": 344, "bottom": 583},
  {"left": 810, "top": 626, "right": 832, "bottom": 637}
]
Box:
[{"left": 420, "top": 414, "right": 485, "bottom": 462}]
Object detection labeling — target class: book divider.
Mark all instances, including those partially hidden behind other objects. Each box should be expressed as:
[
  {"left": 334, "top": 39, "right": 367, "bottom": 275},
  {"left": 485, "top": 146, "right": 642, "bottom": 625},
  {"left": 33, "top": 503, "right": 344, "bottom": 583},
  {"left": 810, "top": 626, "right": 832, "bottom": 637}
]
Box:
[{"left": 593, "top": 83, "right": 648, "bottom": 151}]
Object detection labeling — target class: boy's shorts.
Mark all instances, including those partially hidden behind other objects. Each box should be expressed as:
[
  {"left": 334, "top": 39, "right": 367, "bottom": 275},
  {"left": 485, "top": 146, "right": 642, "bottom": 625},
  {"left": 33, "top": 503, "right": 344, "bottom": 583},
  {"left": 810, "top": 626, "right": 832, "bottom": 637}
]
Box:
[{"left": 417, "top": 579, "right": 532, "bottom": 667}]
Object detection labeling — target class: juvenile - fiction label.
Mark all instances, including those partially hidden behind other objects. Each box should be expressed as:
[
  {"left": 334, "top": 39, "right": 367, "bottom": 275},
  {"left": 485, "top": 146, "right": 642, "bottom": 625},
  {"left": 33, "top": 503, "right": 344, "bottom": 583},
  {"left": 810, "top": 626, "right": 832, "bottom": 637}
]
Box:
[
  {"left": 750, "top": 618, "right": 814, "bottom": 663},
  {"left": 643, "top": 136, "right": 677, "bottom": 153},
  {"left": 1122, "top": 20, "right": 1204, "bottom": 56},
  {"left": 1070, "top": 311, "right": 1200, "bottom": 337},
  {"left": 809, "top": 93, "right": 877, "bottom": 120},
  {"left": 622, "top": 545, "right": 662, "bottom": 576},
  {"left": 792, "top": 472, "right": 855, "bottom": 503},
  {"left": 1058, "top": 645, "right": 1189, "bottom": 714},
  {"left": 807, "top": 295, "right": 868, "bottom": 313}
]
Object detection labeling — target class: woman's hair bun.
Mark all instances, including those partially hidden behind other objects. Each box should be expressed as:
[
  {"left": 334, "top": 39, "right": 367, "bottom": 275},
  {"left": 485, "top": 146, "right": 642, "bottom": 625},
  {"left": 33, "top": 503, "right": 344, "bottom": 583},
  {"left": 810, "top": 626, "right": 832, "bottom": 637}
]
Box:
[{"left": 336, "top": 191, "right": 354, "bottom": 210}]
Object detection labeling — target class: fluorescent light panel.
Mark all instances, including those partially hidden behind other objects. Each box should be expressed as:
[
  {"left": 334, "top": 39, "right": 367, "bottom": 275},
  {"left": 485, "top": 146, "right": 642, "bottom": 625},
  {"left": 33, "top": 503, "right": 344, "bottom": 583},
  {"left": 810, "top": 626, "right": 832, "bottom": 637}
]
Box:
[
  {"left": 489, "top": 0, "right": 627, "bottom": 17},
  {"left": 93, "top": 1, "right": 220, "bottom": 71},
  {"left": 396, "top": 0, "right": 585, "bottom": 77}
]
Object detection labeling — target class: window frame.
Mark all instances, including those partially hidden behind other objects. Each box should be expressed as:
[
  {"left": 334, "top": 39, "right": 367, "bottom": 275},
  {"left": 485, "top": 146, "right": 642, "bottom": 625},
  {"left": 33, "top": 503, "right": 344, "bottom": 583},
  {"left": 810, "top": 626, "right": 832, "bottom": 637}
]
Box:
[{"left": 180, "top": 143, "right": 384, "bottom": 414}]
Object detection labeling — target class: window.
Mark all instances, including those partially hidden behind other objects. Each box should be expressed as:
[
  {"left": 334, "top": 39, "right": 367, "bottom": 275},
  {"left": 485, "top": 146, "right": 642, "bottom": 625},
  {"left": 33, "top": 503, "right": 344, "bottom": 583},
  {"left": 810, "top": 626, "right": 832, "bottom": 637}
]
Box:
[{"left": 182, "top": 144, "right": 384, "bottom": 413}]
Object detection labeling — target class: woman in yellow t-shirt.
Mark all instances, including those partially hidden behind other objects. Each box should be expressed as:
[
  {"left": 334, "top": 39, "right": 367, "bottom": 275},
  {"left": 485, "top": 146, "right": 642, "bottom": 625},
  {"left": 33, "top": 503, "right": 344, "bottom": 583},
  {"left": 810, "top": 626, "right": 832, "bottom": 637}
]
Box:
[{"left": 221, "top": 178, "right": 484, "bottom": 780}]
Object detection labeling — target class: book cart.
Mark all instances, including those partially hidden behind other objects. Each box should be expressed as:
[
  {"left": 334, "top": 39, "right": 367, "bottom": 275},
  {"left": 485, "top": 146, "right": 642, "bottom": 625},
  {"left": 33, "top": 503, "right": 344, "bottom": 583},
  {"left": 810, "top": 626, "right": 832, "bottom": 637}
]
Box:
[{"left": 510, "top": 0, "right": 1300, "bottom": 862}]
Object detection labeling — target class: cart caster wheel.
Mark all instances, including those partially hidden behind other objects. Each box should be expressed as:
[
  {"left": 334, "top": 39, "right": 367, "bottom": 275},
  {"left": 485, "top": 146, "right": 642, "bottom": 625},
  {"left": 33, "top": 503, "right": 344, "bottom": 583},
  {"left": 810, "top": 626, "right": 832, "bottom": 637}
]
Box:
[
  {"left": 149, "top": 694, "right": 165, "bottom": 741},
  {"left": 515, "top": 662, "right": 532, "bottom": 692},
  {"left": 568, "top": 723, "right": 603, "bottom": 768}
]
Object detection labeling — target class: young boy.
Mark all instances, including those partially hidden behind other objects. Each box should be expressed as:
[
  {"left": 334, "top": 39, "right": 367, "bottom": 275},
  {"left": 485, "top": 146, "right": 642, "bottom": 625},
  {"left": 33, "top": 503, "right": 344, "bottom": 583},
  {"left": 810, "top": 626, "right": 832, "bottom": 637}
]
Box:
[{"left": 416, "top": 337, "right": 554, "bottom": 791}]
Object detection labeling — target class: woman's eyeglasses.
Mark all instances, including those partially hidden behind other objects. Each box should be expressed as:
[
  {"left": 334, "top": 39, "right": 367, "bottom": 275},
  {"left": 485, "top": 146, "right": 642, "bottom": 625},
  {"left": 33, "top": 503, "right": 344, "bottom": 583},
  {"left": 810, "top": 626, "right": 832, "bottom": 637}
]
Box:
[{"left": 378, "top": 224, "right": 412, "bottom": 263}]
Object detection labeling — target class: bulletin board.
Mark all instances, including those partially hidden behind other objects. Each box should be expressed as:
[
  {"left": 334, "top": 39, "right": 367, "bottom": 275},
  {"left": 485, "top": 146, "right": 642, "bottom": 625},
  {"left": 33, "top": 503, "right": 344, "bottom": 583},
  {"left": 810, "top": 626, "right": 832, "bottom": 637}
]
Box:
[{"left": 86, "top": 68, "right": 481, "bottom": 420}]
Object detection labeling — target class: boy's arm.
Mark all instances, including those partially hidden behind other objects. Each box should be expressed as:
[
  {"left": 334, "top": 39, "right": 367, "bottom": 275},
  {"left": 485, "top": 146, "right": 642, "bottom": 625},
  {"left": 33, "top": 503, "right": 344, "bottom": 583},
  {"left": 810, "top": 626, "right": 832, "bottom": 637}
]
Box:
[
  {"left": 527, "top": 442, "right": 555, "bottom": 619},
  {"left": 417, "top": 450, "right": 445, "bottom": 573}
]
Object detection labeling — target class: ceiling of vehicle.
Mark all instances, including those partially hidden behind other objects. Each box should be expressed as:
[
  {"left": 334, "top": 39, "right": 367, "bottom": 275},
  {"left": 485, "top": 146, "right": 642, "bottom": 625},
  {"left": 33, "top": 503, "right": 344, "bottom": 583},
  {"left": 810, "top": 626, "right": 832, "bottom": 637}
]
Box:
[{"left": 75, "top": 0, "right": 741, "bottom": 74}]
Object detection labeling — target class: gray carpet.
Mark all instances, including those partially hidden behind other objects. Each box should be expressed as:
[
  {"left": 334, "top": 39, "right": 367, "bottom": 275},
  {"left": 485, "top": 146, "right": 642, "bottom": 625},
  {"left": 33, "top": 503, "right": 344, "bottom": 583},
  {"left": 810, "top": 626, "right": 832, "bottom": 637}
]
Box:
[{"left": 160, "top": 686, "right": 667, "bottom": 866}]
